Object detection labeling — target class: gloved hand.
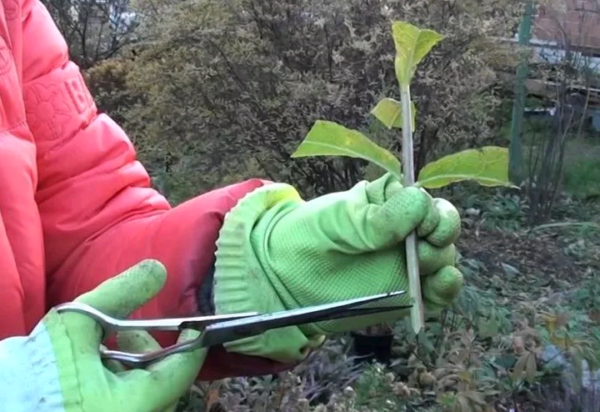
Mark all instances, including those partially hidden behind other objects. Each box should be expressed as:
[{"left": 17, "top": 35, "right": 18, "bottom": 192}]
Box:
[
  {"left": 213, "top": 173, "right": 463, "bottom": 363},
  {"left": 0, "top": 260, "right": 206, "bottom": 412}
]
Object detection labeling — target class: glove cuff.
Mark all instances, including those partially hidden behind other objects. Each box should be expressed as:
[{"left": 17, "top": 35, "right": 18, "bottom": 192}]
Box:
[
  {"left": 213, "top": 183, "right": 325, "bottom": 363},
  {"left": 0, "top": 311, "right": 82, "bottom": 412},
  {"left": 43, "top": 310, "right": 86, "bottom": 412}
]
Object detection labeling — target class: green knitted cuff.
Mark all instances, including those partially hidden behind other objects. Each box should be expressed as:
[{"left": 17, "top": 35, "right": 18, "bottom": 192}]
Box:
[
  {"left": 213, "top": 183, "right": 326, "bottom": 363},
  {"left": 44, "top": 310, "right": 85, "bottom": 412}
]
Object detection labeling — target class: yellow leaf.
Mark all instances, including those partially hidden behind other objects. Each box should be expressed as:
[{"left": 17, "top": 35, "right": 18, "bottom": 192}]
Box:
[
  {"left": 457, "top": 370, "right": 473, "bottom": 383},
  {"left": 544, "top": 314, "right": 557, "bottom": 335}
]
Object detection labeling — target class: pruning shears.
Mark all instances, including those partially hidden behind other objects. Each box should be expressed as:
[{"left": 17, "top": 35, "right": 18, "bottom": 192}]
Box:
[{"left": 54, "top": 291, "right": 411, "bottom": 368}]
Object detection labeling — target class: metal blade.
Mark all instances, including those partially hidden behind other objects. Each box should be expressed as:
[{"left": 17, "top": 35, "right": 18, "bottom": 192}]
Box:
[
  {"left": 98, "top": 291, "right": 409, "bottom": 368},
  {"left": 200, "top": 291, "right": 407, "bottom": 347}
]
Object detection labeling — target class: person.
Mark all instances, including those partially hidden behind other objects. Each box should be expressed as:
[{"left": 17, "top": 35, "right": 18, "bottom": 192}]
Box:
[{"left": 0, "top": 0, "right": 465, "bottom": 410}]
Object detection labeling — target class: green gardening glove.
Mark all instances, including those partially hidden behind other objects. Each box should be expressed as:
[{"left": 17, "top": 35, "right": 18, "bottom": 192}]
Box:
[
  {"left": 213, "top": 173, "right": 463, "bottom": 363},
  {"left": 0, "top": 260, "right": 206, "bottom": 412}
]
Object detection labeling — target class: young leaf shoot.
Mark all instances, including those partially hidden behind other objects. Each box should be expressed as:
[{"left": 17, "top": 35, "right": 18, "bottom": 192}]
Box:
[
  {"left": 391, "top": 21, "right": 444, "bottom": 88},
  {"left": 392, "top": 21, "right": 444, "bottom": 334},
  {"left": 290, "top": 20, "right": 513, "bottom": 338}
]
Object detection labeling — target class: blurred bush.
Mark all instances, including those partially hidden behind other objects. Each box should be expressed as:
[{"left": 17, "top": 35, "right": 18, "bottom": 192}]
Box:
[{"left": 84, "top": 0, "right": 521, "bottom": 202}]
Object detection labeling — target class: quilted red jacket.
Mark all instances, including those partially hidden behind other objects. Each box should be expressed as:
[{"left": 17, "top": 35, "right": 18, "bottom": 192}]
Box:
[{"left": 0, "top": 0, "right": 293, "bottom": 380}]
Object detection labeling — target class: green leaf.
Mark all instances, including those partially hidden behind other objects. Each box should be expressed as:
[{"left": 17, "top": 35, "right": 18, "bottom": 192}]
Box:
[
  {"left": 370, "top": 98, "right": 416, "bottom": 131},
  {"left": 417, "top": 146, "right": 516, "bottom": 189},
  {"left": 494, "top": 355, "right": 517, "bottom": 370},
  {"left": 511, "top": 353, "right": 528, "bottom": 381},
  {"left": 291, "top": 120, "right": 402, "bottom": 179},
  {"left": 392, "top": 21, "right": 444, "bottom": 87},
  {"left": 525, "top": 352, "right": 537, "bottom": 383}
]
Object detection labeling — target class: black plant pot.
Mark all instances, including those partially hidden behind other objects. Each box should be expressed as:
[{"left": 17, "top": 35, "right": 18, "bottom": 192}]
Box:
[{"left": 350, "top": 331, "right": 394, "bottom": 365}]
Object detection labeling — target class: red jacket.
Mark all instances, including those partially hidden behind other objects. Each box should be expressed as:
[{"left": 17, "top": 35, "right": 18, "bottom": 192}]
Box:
[{"left": 0, "top": 0, "right": 292, "bottom": 380}]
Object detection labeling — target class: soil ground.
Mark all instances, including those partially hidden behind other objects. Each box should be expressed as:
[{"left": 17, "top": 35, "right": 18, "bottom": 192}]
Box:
[{"left": 457, "top": 225, "right": 594, "bottom": 300}]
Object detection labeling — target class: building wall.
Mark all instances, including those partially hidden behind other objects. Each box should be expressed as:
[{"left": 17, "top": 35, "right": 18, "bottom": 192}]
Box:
[{"left": 534, "top": 0, "right": 600, "bottom": 51}]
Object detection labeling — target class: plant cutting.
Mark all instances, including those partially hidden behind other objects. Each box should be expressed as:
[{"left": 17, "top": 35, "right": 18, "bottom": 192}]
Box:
[{"left": 291, "top": 20, "right": 515, "bottom": 335}]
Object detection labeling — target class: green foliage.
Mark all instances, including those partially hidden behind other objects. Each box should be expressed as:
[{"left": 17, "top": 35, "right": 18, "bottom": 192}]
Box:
[
  {"left": 370, "top": 98, "right": 416, "bottom": 131},
  {"left": 291, "top": 21, "right": 513, "bottom": 194},
  {"left": 84, "top": 59, "right": 141, "bottom": 124},
  {"left": 562, "top": 158, "right": 600, "bottom": 200},
  {"left": 351, "top": 365, "right": 411, "bottom": 411},
  {"left": 572, "top": 278, "right": 600, "bottom": 314},
  {"left": 83, "top": 0, "right": 521, "bottom": 201},
  {"left": 172, "top": 189, "right": 600, "bottom": 412},
  {"left": 290, "top": 19, "right": 513, "bottom": 335},
  {"left": 417, "top": 147, "right": 514, "bottom": 189},
  {"left": 463, "top": 191, "right": 529, "bottom": 231},
  {"left": 291, "top": 121, "right": 402, "bottom": 181}
]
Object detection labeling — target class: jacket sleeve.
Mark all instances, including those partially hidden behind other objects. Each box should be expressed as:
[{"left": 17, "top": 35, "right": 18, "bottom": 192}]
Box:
[{"left": 21, "top": 0, "right": 296, "bottom": 380}]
